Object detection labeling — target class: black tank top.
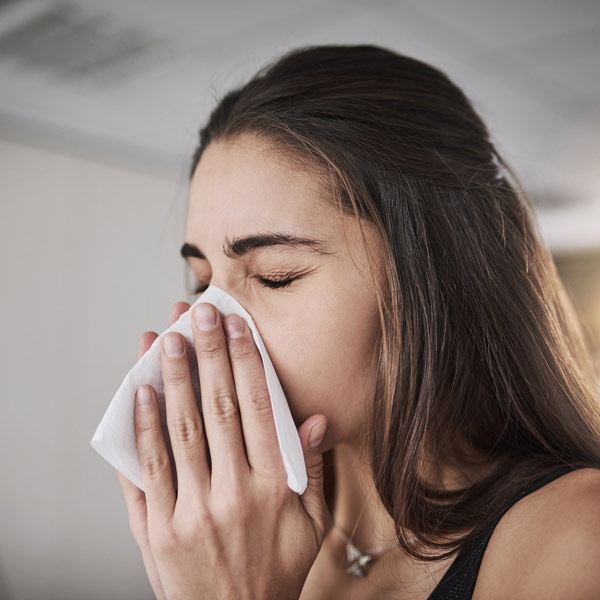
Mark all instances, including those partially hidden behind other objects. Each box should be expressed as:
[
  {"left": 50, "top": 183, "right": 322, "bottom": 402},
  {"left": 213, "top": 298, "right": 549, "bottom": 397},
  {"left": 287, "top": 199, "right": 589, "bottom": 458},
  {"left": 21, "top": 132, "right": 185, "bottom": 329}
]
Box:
[{"left": 427, "top": 465, "right": 581, "bottom": 599}]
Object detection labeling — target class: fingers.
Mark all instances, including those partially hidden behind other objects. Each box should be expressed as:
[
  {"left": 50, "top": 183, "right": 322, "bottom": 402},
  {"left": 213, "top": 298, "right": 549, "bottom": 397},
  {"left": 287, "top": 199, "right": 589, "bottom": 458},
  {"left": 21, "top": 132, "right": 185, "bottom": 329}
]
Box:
[
  {"left": 117, "top": 468, "right": 144, "bottom": 504},
  {"left": 131, "top": 302, "right": 199, "bottom": 518},
  {"left": 127, "top": 331, "right": 159, "bottom": 509},
  {"left": 222, "top": 313, "right": 286, "bottom": 482},
  {"left": 160, "top": 331, "right": 210, "bottom": 500},
  {"left": 116, "top": 469, "right": 147, "bottom": 531},
  {"left": 191, "top": 303, "right": 249, "bottom": 490},
  {"left": 118, "top": 332, "right": 155, "bottom": 534},
  {"left": 139, "top": 331, "right": 158, "bottom": 359},
  {"left": 136, "top": 301, "right": 189, "bottom": 360},
  {"left": 121, "top": 303, "right": 195, "bottom": 560},
  {"left": 131, "top": 302, "right": 189, "bottom": 523},
  {"left": 135, "top": 384, "right": 177, "bottom": 521},
  {"left": 297, "top": 416, "right": 331, "bottom": 540},
  {"left": 169, "top": 302, "right": 190, "bottom": 327}
]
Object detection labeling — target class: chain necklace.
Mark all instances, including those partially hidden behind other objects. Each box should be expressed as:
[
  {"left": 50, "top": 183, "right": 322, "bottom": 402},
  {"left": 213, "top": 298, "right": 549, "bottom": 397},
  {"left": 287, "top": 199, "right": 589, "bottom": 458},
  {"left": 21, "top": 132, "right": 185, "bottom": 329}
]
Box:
[{"left": 332, "top": 522, "right": 416, "bottom": 579}]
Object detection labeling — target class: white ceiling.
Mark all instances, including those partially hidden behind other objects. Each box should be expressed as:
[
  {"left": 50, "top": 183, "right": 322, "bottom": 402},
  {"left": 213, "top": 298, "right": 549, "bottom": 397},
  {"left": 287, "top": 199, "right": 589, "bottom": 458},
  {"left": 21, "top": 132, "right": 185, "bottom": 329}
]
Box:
[{"left": 0, "top": 0, "right": 599, "bottom": 251}]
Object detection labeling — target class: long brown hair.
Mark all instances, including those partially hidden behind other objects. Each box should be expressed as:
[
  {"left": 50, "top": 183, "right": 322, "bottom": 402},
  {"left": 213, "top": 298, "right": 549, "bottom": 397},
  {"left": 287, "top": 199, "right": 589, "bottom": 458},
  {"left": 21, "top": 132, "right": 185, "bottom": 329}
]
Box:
[{"left": 187, "top": 44, "right": 600, "bottom": 561}]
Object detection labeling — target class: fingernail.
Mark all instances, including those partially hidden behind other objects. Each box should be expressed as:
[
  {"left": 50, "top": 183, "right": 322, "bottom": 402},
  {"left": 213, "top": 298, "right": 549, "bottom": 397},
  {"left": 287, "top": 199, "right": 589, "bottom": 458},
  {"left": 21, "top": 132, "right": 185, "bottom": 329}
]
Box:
[
  {"left": 194, "top": 303, "right": 217, "bottom": 331},
  {"left": 164, "top": 333, "right": 184, "bottom": 357},
  {"left": 309, "top": 419, "right": 327, "bottom": 449},
  {"left": 224, "top": 314, "right": 245, "bottom": 338},
  {"left": 137, "top": 386, "right": 153, "bottom": 407}
]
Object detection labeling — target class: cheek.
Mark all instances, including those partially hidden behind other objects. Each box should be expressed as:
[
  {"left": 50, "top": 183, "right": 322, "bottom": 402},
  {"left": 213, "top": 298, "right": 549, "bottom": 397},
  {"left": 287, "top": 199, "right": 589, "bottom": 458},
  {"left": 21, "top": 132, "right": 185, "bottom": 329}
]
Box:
[{"left": 267, "top": 302, "right": 380, "bottom": 443}]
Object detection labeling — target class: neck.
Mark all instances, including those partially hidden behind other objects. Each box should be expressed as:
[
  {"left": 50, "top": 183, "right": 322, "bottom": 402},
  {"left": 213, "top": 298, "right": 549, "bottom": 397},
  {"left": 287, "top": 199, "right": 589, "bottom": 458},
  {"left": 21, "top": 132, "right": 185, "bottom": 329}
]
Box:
[
  {"left": 313, "top": 437, "right": 490, "bottom": 595},
  {"left": 327, "top": 438, "right": 399, "bottom": 551},
  {"left": 323, "top": 435, "right": 493, "bottom": 554}
]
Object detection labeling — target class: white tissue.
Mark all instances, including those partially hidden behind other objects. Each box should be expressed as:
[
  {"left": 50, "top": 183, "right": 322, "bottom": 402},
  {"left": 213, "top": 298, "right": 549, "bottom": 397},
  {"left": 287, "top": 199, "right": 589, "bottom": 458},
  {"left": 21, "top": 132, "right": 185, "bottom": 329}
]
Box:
[{"left": 90, "top": 284, "right": 307, "bottom": 495}]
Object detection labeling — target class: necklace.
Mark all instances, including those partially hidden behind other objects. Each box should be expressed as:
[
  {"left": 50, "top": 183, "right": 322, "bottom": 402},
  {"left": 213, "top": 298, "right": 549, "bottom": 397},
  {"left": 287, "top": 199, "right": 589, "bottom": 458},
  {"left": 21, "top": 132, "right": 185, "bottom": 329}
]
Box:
[{"left": 332, "top": 522, "right": 414, "bottom": 579}]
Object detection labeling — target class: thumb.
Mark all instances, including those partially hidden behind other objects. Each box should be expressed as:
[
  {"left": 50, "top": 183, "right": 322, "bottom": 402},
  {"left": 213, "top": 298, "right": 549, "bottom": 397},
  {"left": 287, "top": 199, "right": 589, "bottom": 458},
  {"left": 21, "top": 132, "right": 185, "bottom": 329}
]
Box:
[{"left": 297, "top": 415, "right": 331, "bottom": 538}]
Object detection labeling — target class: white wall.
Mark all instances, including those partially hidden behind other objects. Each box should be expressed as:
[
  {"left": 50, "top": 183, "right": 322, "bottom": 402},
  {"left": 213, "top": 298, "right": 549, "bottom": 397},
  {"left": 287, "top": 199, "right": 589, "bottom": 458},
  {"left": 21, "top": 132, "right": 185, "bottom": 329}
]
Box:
[{"left": 0, "top": 137, "right": 194, "bottom": 600}]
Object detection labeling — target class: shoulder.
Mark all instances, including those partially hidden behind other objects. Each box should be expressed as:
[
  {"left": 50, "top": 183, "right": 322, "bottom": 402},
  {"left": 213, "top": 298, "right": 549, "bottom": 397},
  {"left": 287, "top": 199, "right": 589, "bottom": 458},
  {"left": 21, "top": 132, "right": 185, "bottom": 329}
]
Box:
[{"left": 473, "top": 467, "right": 600, "bottom": 599}]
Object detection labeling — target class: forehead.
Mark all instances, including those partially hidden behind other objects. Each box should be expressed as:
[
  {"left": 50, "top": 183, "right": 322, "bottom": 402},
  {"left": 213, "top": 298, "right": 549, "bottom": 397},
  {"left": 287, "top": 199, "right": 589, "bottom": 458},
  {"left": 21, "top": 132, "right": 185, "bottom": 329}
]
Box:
[{"left": 186, "top": 133, "right": 339, "bottom": 240}]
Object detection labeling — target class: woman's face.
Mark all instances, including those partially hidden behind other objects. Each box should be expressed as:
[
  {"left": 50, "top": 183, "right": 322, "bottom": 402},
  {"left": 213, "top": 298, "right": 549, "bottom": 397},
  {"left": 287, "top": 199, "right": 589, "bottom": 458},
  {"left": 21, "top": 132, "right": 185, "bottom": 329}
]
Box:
[{"left": 184, "top": 133, "right": 384, "bottom": 451}]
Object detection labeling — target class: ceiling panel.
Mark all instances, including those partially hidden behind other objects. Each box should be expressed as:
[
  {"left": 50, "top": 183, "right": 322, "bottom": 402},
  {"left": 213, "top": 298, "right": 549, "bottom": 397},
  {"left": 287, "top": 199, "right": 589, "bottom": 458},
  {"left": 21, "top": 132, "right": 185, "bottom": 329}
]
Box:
[{"left": 0, "top": 0, "right": 598, "bottom": 250}]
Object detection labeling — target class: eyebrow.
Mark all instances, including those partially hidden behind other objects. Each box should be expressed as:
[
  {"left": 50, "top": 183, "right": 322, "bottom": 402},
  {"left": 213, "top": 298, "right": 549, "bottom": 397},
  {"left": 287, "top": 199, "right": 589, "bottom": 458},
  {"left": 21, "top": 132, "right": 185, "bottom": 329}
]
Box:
[{"left": 180, "top": 231, "right": 335, "bottom": 261}]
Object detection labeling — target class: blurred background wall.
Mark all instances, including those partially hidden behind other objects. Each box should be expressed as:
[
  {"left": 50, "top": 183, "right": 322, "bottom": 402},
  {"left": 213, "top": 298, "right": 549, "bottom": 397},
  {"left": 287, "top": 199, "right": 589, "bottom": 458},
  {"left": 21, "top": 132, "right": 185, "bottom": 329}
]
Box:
[{"left": 1, "top": 1, "right": 598, "bottom": 598}]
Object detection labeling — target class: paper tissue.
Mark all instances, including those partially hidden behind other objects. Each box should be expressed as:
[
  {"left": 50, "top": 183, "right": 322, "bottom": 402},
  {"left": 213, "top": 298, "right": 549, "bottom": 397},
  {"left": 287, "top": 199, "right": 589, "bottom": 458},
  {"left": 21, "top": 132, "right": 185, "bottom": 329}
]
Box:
[{"left": 90, "top": 285, "right": 307, "bottom": 495}]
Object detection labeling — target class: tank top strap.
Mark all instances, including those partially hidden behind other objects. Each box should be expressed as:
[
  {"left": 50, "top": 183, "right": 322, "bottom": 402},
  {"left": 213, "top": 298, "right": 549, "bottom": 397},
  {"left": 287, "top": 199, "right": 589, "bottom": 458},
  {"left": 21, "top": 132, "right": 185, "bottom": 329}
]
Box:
[{"left": 428, "top": 465, "right": 582, "bottom": 600}]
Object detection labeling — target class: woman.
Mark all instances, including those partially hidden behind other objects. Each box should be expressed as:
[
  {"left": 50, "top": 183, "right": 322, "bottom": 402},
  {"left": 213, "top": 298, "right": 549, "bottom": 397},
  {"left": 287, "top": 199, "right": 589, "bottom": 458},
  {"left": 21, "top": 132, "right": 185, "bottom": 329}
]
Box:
[{"left": 116, "top": 44, "right": 600, "bottom": 599}]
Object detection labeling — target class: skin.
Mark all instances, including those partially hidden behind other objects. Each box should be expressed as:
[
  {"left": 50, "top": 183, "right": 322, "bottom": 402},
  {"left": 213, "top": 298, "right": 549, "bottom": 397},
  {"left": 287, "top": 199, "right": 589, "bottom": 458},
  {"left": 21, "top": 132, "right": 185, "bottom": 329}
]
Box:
[
  {"left": 182, "top": 133, "right": 384, "bottom": 443},
  {"left": 116, "top": 131, "right": 389, "bottom": 600},
  {"left": 117, "top": 132, "right": 600, "bottom": 599}
]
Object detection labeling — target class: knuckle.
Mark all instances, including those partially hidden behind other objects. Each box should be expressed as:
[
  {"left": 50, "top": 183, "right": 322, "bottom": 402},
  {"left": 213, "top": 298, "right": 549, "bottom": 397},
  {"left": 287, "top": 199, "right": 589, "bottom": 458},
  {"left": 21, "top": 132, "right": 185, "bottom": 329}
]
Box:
[
  {"left": 136, "top": 415, "right": 155, "bottom": 435},
  {"left": 166, "top": 372, "right": 189, "bottom": 388},
  {"left": 141, "top": 452, "right": 170, "bottom": 482},
  {"left": 210, "top": 389, "right": 238, "bottom": 423},
  {"left": 169, "top": 372, "right": 188, "bottom": 387},
  {"left": 306, "top": 461, "right": 324, "bottom": 485},
  {"left": 228, "top": 337, "right": 255, "bottom": 360},
  {"left": 164, "top": 362, "right": 189, "bottom": 386},
  {"left": 172, "top": 413, "right": 203, "bottom": 444},
  {"left": 197, "top": 337, "right": 224, "bottom": 358},
  {"left": 246, "top": 386, "right": 272, "bottom": 416}
]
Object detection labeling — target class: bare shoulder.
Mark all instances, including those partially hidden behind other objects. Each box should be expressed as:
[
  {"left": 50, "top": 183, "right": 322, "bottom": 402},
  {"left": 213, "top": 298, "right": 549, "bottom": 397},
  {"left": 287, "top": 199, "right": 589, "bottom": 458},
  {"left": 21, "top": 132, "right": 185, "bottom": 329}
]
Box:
[{"left": 473, "top": 467, "right": 600, "bottom": 599}]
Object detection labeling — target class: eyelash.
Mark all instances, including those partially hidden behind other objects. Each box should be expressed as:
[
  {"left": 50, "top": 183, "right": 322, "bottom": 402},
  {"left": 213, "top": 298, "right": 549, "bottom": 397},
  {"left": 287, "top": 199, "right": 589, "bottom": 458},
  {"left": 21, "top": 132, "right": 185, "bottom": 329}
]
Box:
[{"left": 193, "top": 274, "right": 300, "bottom": 295}]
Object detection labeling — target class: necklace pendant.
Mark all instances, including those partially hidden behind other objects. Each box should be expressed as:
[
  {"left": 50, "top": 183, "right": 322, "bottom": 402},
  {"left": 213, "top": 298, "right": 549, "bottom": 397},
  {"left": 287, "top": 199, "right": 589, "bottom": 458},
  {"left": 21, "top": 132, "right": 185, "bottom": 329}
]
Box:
[{"left": 345, "top": 542, "right": 374, "bottom": 578}]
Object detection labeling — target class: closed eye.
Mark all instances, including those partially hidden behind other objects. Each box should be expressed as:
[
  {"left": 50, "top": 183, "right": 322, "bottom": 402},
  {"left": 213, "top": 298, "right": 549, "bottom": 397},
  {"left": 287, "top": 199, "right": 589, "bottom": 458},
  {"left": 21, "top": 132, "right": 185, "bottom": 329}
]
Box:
[
  {"left": 193, "top": 274, "right": 301, "bottom": 295},
  {"left": 255, "top": 275, "right": 299, "bottom": 289}
]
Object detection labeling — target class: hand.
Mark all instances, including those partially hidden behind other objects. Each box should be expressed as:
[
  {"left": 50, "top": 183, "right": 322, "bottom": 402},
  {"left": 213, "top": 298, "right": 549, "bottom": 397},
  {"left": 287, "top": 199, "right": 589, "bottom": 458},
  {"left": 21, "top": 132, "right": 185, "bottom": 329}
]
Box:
[
  {"left": 118, "top": 301, "right": 331, "bottom": 600},
  {"left": 117, "top": 301, "right": 191, "bottom": 600}
]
